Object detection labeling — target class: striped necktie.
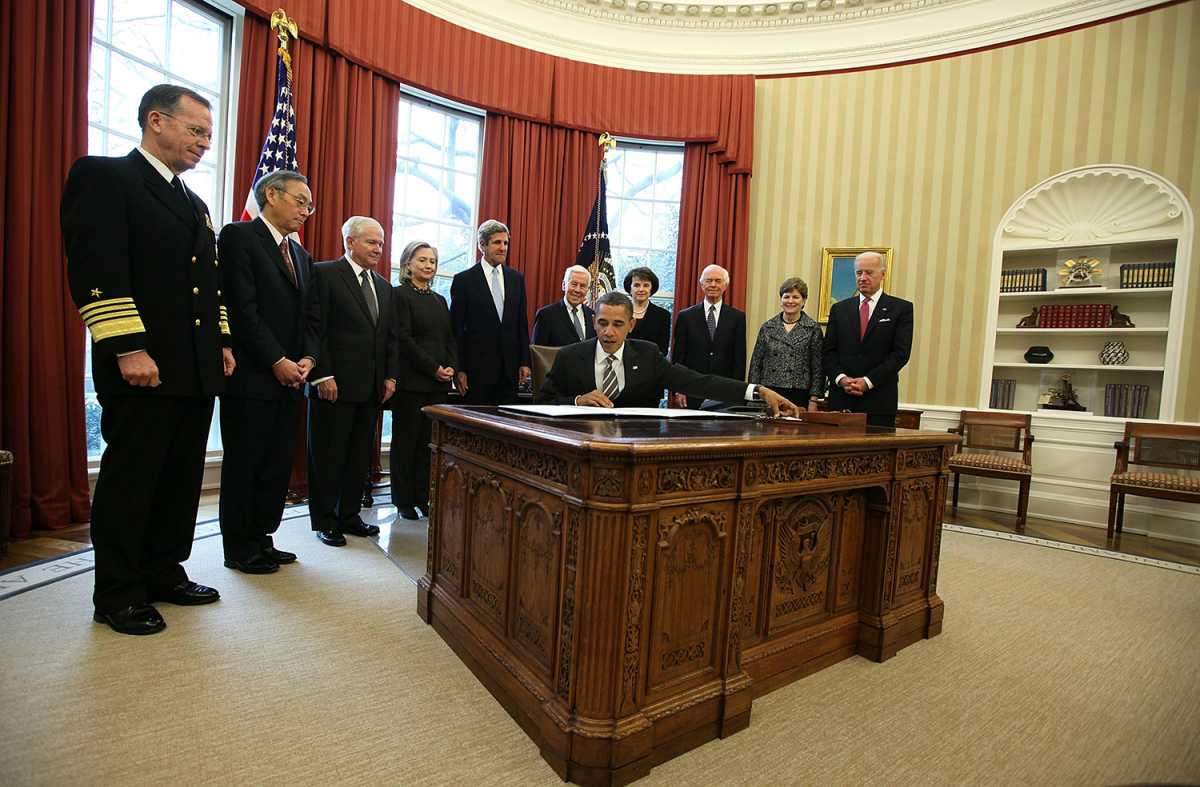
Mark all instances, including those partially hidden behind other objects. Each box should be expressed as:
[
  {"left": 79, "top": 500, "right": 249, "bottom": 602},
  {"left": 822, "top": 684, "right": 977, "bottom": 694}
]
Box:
[{"left": 602, "top": 354, "right": 620, "bottom": 400}]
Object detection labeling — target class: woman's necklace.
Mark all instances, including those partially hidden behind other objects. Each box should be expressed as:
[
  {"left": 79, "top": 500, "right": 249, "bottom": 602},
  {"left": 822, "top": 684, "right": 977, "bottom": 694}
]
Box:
[{"left": 781, "top": 314, "right": 800, "bottom": 324}]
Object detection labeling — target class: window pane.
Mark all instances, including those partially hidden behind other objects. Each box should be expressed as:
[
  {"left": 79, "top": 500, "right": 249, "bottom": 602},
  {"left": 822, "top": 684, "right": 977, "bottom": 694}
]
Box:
[
  {"left": 393, "top": 95, "right": 483, "bottom": 318},
  {"left": 108, "top": 50, "right": 161, "bottom": 140},
  {"left": 93, "top": 0, "right": 111, "bottom": 43},
  {"left": 169, "top": 1, "right": 222, "bottom": 91},
  {"left": 89, "top": 51, "right": 108, "bottom": 121},
  {"left": 607, "top": 145, "right": 684, "bottom": 305},
  {"left": 111, "top": 0, "right": 168, "bottom": 68}
]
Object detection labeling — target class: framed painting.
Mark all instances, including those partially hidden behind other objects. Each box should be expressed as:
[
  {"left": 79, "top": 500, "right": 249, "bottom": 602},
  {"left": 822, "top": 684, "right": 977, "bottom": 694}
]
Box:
[{"left": 817, "top": 246, "right": 894, "bottom": 323}]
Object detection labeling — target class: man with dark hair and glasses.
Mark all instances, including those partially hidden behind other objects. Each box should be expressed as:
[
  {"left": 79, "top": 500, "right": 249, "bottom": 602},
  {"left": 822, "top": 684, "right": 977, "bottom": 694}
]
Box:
[
  {"left": 61, "top": 83, "right": 235, "bottom": 635},
  {"left": 216, "top": 170, "right": 317, "bottom": 574}
]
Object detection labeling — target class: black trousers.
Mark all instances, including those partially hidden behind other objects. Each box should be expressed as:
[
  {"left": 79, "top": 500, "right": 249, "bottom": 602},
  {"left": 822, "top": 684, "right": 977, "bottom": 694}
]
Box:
[
  {"left": 91, "top": 394, "right": 214, "bottom": 612},
  {"left": 307, "top": 397, "right": 377, "bottom": 531},
  {"left": 390, "top": 390, "right": 446, "bottom": 508},
  {"left": 218, "top": 395, "right": 299, "bottom": 560},
  {"left": 462, "top": 375, "right": 518, "bottom": 406}
]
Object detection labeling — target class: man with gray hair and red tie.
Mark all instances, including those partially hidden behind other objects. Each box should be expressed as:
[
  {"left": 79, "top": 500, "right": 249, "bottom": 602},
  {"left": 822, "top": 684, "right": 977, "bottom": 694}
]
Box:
[{"left": 821, "top": 251, "right": 913, "bottom": 428}]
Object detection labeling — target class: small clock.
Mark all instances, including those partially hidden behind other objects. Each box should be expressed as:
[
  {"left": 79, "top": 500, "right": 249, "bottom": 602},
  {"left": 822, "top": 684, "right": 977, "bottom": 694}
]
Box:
[{"left": 1059, "top": 257, "right": 1102, "bottom": 288}]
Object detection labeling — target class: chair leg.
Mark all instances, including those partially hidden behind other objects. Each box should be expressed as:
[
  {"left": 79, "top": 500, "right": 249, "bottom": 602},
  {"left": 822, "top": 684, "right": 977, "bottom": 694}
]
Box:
[
  {"left": 1016, "top": 478, "right": 1030, "bottom": 531},
  {"left": 1106, "top": 488, "right": 1119, "bottom": 542},
  {"left": 1115, "top": 492, "right": 1126, "bottom": 536},
  {"left": 951, "top": 472, "right": 960, "bottom": 513}
]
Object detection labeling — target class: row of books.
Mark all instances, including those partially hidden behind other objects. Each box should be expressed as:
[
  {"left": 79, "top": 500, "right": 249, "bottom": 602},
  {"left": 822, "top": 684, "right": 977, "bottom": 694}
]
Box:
[
  {"left": 1000, "top": 267, "right": 1047, "bottom": 293},
  {"left": 989, "top": 378, "right": 1017, "bottom": 410},
  {"left": 1104, "top": 384, "right": 1151, "bottom": 418},
  {"left": 1033, "top": 303, "right": 1112, "bottom": 328},
  {"left": 1119, "top": 261, "right": 1174, "bottom": 288}
]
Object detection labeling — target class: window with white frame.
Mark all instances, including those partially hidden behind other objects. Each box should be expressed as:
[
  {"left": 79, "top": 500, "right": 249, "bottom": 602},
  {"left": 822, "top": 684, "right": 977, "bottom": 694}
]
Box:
[
  {"left": 85, "top": 0, "right": 237, "bottom": 458},
  {"left": 605, "top": 142, "right": 685, "bottom": 312},
  {"left": 389, "top": 94, "right": 484, "bottom": 297}
]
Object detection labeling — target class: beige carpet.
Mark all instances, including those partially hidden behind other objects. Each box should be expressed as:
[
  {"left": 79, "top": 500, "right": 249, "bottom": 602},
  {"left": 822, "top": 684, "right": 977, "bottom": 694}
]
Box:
[{"left": 1, "top": 520, "right": 1197, "bottom": 786}]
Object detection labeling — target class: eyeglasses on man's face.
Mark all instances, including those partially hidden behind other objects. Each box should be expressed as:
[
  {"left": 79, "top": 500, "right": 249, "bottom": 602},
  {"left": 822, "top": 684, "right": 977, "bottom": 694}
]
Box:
[
  {"left": 156, "top": 111, "right": 214, "bottom": 142},
  {"left": 274, "top": 188, "right": 316, "bottom": 215}
]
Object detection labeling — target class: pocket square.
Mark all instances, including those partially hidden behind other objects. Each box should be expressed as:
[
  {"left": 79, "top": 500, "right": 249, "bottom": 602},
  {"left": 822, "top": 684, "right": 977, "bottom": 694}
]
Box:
[
  {"left": 632, "top": 365, "right": 639, "bottom": 370},
  {"left": 879, "top": 318, "right": 892, "bottom": 323}
]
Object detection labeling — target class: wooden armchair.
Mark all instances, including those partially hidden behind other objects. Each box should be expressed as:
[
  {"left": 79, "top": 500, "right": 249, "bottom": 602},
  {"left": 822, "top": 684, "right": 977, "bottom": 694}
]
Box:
[
  {"left": 1107, "top": 422, "right": 1200, "bottom": 541},
  {"left": 947, "top": 411, "right": 1035, "bottom": 529}
]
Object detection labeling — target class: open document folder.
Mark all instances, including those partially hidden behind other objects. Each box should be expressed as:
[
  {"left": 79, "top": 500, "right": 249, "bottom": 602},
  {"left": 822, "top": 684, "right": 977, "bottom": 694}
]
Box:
[{"left": 499, "top": 404, "right": 757, "bottom": 419}]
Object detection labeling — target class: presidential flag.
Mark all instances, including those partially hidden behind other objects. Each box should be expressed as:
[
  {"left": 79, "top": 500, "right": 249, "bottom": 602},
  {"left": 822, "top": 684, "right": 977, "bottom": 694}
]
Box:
[
  {"left": 240, "top": 11, "right": 300, "bottom": 221},
  {"left": 577, "top": 134, "right": 617, "bottom": 305}
]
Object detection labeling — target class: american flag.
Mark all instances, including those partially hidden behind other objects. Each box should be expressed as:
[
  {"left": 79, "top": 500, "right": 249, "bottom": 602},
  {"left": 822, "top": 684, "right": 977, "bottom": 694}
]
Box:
[
  {"left": 240, "top": 35, "right": 299, "bottom": 220},
  {"left": 577, "top": 137, "right": 617, "bottom": 305}
]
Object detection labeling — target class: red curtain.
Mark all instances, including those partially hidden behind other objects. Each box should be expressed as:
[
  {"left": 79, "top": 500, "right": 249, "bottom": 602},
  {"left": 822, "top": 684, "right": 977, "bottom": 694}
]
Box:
[
  {"left": 233, "top": 15, "right": 400, "bottom": 266},
  {"left": 674, "top": 143, "right": 753, "bottom": 313},
  {"left": 478, "top": 116, "right": 600, "bottom": 317},
  {"left": 234, "top": 13, "right": 400, "bottom": 493},
  {"left": 0, "top": 0, "right": 93, "bottom": 537}
]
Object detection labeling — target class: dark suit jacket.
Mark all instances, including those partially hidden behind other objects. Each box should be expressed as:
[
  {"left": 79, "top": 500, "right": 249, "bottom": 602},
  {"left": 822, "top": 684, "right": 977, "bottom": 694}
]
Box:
[
  {"left": 821, "top": 292, "right": 913, "bottom": 415},
  {"left": 393, "top": 281, "right": 457, "bottom": 394},
  {"left": 629, "top": 302, "right": 671, "bottom": 356},
  {"left": 62, "top": 150, "right": 230, "bottom": 397},
  {"left": 220, "top": 218, "right": 315, "bottom": 400},
  {"left": 671, "top": 301, "right": 747, "bottom": 382},
  {"left": 449, "top": 262, "right": 531, "bottom": 387},
  {"left": 537, "top": 338, "right": 747, "bottom": 408},
  {"left": 305, "top": 257, "right": 398, "bottom": 404},
  {"left": 531, "top": 300, "right": 595, "bottom": 347}
]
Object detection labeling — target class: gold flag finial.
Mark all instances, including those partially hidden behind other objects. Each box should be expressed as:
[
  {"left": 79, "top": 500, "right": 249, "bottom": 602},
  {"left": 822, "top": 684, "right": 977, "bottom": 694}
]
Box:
[
  {"left": 598, "top": 132, "right": 617, "bottom": 159},
  {"left": 270, "top": 9, "right": 299, "bottom": 74}
]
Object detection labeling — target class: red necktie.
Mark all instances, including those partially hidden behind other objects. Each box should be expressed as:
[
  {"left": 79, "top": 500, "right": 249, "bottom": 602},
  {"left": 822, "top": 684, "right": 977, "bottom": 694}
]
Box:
[
  {"left": 279, "top": 239, "right": 298, "bottom": 288},
  {"left": 859, "top": 296, "right": 870, "bottom": 339}
]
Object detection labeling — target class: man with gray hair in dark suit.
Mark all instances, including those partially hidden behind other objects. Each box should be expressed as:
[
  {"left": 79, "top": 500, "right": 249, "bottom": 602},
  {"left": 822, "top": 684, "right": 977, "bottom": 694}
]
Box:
[{"left": 449, "top": 219, "right": 531, "bottom": 404}]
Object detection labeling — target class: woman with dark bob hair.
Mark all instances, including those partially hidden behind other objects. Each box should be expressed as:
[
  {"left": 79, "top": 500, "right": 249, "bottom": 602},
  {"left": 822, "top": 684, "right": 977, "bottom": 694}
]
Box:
[
  {"left": 389, "top": 240, "right": 457, "bottom": 521},
  {"left": 747, "top": 276, "right": 822, "bottom": 410},
  {"left": 623, "top": 266, "right": 671, "bottom": 355}
]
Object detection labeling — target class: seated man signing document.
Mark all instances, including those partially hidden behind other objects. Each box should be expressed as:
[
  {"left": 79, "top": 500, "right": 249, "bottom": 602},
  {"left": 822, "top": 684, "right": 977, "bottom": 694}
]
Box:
[{"left": 537, "top": 291, "right": 799, "bottom": 416}]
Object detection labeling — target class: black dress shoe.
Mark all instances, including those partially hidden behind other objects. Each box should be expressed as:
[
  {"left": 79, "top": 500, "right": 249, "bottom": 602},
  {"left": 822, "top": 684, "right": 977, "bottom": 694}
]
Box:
[
  {"left": 93, "top": 604, "right": 166, "bottom": 635},
  {"left": 263, "top": 547, "right": 297, "bottom": 564},
  {"left": 224, "top": 553, "right": 280, "bottom": 574},
  {"left": 341, "top": 519, "right": 381, "bottom": 537},
  {"left": 397, "top": 506, "right": 419, "bottom": 521},
  {"left": 316, "top": 529, "right": 347, "bottom": 546},
  {"left": 415, "top": 504, "right": 429, "bottom": 519},
  {"left": 150, "top": 581, "right": 221, "bottom": 605}
]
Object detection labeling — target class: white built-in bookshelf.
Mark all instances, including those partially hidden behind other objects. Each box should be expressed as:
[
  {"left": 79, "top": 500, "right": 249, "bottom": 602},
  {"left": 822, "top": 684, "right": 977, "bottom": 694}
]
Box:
[{"left": 981, "top": 165, "right": 1192, "bottom": 422}]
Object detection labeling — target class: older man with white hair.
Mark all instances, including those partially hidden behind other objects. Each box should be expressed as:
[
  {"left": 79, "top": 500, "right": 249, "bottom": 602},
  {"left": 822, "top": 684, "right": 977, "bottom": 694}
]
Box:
[
  {"left": 305, "top": 216, "right": 398, "bottom": 546},
  {"left": 820, "top": 250, "right": 913, "bottom": 427},
  {"left": 670, "top": 263, "right": 747, "bottom": 409},
  {"left": 531, "top": 264, "right": 596, "bottom": 347}
]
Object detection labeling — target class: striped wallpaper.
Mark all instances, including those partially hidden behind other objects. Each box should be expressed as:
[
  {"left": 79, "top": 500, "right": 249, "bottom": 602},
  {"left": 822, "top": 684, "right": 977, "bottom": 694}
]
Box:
[{"left": 745, "top": 2, "right": 1199, "bottom": 422}]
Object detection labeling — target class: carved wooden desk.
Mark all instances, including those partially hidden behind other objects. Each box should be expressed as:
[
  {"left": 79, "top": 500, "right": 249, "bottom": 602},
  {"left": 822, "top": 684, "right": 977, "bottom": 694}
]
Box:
[{"left": 417, "top": 407, "right": 956, "bottom": 786}]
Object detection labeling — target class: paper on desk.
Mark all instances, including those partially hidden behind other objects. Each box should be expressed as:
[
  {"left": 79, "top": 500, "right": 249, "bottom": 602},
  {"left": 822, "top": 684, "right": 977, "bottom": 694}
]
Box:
[{"left": 500, "top": 405, "right": 755, "bottom": 419}]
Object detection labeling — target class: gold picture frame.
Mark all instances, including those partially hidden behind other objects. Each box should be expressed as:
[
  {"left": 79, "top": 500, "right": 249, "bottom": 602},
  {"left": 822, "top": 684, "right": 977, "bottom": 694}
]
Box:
[{"left": 817, "top": 246, "right": 894, "bottom": 323}]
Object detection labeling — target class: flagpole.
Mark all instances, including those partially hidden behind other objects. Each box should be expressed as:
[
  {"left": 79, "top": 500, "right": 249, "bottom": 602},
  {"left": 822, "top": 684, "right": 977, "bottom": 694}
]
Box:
[{"left": 589, "top": 133, "right": 617, "bottom": 305}]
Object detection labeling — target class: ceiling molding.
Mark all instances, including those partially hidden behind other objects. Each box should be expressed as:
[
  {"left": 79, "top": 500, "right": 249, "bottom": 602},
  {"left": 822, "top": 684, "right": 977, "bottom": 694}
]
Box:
[{"left": 401, "top": 0, "right": 1168, "bottom": 74}]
